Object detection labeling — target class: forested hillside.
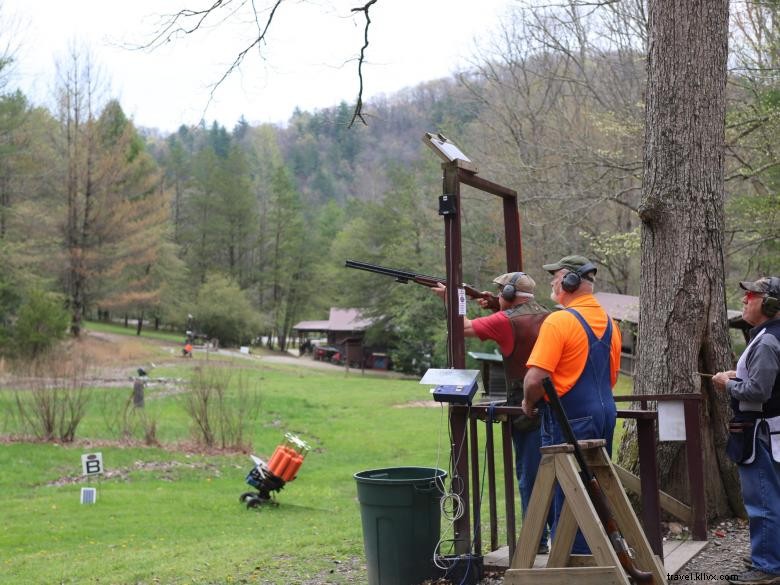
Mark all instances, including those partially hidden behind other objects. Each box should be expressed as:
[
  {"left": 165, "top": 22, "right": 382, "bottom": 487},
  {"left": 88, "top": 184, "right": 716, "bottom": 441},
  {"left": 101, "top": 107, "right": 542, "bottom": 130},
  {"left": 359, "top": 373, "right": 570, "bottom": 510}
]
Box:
[{"left": 1, "top": 2, "right": 777, "bottom": 371}]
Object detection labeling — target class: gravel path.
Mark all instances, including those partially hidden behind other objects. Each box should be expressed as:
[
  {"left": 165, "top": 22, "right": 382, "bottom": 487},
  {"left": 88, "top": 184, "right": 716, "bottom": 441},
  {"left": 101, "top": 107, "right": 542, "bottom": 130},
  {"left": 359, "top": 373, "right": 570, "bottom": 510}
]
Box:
[{"left": 673, "top": 520, "right": 750, "bottom": 583}]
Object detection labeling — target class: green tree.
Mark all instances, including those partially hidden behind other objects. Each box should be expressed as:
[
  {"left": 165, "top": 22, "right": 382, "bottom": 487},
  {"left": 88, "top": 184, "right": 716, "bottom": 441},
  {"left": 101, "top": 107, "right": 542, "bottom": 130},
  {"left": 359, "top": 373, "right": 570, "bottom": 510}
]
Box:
[
  {"left": 182, "top": 144, "right": 224, "bottom": 283},
  {"left": 0, "top": 90, "right": 30, "bottom": 240},
  {"left": 193, "top": 273, "right": 264, "bottom": 346},
  {"left": 262, "top": 164, "right": 308, "bottom": 351},
  {"left": 218, "top": 145, "right": 257, "bottom": 285},
  {"left": 161, "top": 132, "right": 192, "bottom": 244}
]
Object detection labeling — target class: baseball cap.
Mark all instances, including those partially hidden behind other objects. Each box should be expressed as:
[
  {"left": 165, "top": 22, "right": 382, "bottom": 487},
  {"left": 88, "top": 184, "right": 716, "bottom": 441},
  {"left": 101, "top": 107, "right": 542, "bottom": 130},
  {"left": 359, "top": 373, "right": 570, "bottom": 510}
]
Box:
[
  {"left": 492, "top": 272, "right": 536, "bottom": 294},
  {"left": 739, "top": 277, "right": 780, "bottom": 297},
  {"left": 542, "top": 255, "right": 597, "bottom": 278}
]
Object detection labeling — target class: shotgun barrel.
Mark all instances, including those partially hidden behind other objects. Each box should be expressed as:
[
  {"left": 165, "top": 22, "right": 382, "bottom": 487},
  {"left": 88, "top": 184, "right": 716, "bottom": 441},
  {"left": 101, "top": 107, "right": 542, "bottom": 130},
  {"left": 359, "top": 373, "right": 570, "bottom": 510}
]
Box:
[{"left": 344, "top": 259, "right": 499, "bottom": 308}]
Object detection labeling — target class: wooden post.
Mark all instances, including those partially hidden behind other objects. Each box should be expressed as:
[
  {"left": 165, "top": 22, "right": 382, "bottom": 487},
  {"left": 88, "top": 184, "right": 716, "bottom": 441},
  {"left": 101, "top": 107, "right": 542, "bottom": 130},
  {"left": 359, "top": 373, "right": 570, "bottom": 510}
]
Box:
[
  {"left": 442, "top": 160, "right": 471, "bottom": 554},
  {"left": 132, "top": 380, "right": 145, "bottom": 408}
]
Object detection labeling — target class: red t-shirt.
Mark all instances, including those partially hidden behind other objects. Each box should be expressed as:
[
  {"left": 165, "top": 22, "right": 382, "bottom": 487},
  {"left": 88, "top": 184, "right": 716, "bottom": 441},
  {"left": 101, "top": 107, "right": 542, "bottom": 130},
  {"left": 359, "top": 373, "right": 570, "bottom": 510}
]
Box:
[{"left": 471, "top": 311, "right": 514, "bottom": 356}]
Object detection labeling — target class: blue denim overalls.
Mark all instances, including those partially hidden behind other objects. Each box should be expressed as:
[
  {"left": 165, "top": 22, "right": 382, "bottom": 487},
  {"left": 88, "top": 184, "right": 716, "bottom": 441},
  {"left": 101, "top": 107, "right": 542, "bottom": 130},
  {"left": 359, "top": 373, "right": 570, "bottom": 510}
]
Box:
[{"left": 540, "top": 308, "right": 618, "bottom": 554}]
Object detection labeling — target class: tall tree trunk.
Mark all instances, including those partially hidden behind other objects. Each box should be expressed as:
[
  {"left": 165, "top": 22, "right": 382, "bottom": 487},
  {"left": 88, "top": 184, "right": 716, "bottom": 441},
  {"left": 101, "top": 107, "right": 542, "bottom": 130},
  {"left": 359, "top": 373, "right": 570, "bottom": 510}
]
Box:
[
  {"left": 136, "top": 311, "right": 144, "bottom": 336},
  {"left": 71, "top": 128, "right": 95, "bottom": 338},
  {"left": 67, "top": 84, "right": 83, "bottom": 338},
  {"left": 622, "top": 0, "right": 741, "bottom": 519}
]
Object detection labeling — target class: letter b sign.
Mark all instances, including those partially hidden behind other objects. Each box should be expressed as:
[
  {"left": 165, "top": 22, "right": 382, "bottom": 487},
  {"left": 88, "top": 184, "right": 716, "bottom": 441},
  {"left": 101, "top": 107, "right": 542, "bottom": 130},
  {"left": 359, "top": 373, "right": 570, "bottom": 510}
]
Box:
[{"left": 81, "top": 452, "right": 104, "bottom": 477}]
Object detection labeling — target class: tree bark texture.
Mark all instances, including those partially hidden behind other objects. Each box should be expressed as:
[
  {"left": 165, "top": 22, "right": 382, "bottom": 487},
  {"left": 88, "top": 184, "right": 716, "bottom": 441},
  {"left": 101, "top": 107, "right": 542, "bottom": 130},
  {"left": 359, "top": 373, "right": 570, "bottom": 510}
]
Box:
[{"left": 627, "top": 0, "right": 742, "bottom": 519}]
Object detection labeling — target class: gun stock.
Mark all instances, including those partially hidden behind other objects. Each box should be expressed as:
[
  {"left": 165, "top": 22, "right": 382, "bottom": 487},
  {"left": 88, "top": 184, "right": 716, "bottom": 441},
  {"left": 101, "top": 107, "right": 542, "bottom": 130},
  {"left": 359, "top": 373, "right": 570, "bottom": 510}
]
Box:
[
  {"left": 345, "top": 259, "right": 499, "bottom": 310},
  {"left": 541, "top": 377, "right": 655, "bottom": 585}
]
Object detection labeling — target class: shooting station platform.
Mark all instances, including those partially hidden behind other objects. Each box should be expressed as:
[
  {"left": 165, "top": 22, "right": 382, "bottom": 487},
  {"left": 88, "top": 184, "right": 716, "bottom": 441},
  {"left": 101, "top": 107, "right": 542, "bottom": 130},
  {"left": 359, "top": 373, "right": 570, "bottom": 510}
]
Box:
[
  {"left": 484, "top": 439, "right": 708, "bottom": 582},
  {"left": 484, "top": 538, "right": 707, "bottom": 577}
]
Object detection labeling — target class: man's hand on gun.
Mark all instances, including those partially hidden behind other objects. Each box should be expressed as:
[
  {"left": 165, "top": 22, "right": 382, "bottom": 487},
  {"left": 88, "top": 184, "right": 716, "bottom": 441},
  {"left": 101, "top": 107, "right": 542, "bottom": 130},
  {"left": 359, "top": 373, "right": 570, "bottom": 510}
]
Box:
[{"left": 433, "top": 282, "right": 499, "bottom": 311}]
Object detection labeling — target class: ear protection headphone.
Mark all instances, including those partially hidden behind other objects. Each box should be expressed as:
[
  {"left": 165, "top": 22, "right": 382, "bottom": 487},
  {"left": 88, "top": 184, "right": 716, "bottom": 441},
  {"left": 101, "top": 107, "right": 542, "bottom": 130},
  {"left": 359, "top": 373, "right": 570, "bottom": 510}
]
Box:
[
  {"left": 561, "top": 262, "right": 597, "bottom": 293},
  {"left": 761, "top": 276, "right": 780, "bottom": 317},
  {"left": 501, "top": 272, "right": 525, "bottom": 301}
]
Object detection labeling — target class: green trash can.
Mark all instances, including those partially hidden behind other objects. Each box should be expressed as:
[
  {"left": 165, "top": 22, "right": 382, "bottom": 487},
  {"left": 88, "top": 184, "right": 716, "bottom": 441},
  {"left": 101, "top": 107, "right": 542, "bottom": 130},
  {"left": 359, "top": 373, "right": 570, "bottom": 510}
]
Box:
[{"left": 354, "top": 467, "right": 446, "bottom": 585}]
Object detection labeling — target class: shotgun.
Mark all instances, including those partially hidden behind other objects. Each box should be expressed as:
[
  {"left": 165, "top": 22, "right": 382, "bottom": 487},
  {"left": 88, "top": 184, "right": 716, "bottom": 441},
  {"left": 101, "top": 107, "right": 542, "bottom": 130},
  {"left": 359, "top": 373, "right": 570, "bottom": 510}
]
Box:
[
  {"left": 541, "top": 377, "right": 655, "bottom": 585},
  {"left": 344, "top": 259, "right": 500, "bottom": 310}
]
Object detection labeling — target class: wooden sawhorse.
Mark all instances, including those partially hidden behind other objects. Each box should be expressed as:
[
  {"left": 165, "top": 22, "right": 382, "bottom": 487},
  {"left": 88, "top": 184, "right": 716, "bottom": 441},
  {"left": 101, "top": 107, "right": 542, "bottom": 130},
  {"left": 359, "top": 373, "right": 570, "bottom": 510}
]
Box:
[{"left": 504, "top": 439, "right": 667, "bottom": 585}]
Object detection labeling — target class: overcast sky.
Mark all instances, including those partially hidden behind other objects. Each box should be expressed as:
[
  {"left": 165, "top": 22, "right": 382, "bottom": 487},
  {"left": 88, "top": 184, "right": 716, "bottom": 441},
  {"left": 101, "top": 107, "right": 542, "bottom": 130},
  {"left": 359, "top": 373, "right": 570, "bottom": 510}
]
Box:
[{"left": 4, "top": 0, "right": 513, "bottom": 133}]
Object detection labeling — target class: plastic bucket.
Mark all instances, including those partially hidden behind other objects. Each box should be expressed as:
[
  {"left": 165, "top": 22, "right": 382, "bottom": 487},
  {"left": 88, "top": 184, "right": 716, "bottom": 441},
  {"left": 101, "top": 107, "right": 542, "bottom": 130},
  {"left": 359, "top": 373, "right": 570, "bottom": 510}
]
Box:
[{"left": 354, "top": 467, "right": 446, "bottom": 585}]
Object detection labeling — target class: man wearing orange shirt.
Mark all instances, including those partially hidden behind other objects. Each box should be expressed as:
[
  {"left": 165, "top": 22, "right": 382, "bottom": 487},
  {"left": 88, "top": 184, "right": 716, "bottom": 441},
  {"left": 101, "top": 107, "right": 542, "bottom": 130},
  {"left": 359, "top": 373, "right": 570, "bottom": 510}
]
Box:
[{"left": 522, "top": 255, "right": 622, "bottom": 554}]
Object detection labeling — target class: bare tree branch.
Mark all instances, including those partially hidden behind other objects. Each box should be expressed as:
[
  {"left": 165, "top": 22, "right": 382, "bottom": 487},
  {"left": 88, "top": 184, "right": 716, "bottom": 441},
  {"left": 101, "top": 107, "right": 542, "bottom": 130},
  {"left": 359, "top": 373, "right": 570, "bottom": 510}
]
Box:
[
  {"left": 348, "top": 0, "right": 379, "bottom": 127},
  {"left": 201, "top": 0, "right": 285, "bottom": 121},
  {"left": 135, "top": 0, "right": 380, "bottom": 126}
]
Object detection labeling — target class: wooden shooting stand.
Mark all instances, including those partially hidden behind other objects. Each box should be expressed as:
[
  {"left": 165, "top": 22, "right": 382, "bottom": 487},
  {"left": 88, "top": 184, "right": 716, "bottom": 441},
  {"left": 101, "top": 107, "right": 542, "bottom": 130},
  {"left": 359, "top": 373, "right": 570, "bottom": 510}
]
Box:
[{"left": 504, "top": 439, "right": 667, "bottom": 585}]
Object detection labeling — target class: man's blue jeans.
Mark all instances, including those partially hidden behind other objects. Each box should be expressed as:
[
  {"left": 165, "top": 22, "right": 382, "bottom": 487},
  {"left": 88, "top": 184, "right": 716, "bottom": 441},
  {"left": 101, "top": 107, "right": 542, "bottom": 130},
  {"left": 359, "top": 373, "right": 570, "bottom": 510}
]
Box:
[
  {"left": 512, "top": 426, "right": 553, "bottom": 547},
  {"left": 739, "top": 437, "right": 780, "bottom": 575}
]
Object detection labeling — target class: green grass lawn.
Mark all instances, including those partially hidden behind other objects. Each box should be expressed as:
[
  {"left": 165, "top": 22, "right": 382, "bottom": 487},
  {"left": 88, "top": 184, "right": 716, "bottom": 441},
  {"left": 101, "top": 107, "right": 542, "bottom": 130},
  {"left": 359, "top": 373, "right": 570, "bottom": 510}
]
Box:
[
  {"left": 0, "top": 359, "right": 450, "bottom": 585},
  {"left": 0, "top": 348, "right": 636, "bottom": 585}
]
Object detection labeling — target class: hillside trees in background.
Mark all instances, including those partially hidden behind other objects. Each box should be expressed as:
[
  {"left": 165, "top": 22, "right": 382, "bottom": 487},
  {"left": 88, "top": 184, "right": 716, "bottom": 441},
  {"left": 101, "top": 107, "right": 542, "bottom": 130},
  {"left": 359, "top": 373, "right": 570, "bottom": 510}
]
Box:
[
  {"left": 463, "top": 1, "right": 647, "bottom": 292},
  {"left": 464, "top": 0, "right": 778, "bottom": 296},
  {"left": 332, "top": 161, "right": 450, "bottom": 373},
  {"left": 174, "top": 123, "right": 257, "bottom": 288},
  {"left": 4, "top": 0, "right": 773, "bottom": 368},
  {"left": 725, "top": 1, "right": 780, "bottom": 291}
]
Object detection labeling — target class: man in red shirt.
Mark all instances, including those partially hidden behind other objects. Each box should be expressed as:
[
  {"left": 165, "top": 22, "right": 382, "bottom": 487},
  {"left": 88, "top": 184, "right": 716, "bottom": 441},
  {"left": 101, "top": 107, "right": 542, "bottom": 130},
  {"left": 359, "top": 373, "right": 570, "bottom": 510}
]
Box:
[{"left": 434, "top": 271, "right": 553, "bottom": 553}]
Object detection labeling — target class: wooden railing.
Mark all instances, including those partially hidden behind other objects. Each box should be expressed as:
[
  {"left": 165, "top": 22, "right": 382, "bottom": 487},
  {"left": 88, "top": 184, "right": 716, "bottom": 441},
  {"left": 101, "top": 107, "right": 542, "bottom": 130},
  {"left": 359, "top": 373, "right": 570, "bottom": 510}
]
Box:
[{"left": 447, "top": 393, "right": 706, "bottom": 564}]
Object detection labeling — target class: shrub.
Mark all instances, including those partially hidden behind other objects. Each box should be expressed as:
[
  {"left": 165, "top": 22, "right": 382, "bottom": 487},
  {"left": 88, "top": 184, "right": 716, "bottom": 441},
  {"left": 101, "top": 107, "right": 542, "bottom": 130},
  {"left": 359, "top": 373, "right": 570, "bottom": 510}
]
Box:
[
  {"left": 95, "top": 387, "right": 160, "bottom": 446},
  {"left": 12, "top": 289, "right": 69, "bottom": 359},
  {"left": 181, "top": 366, "right": 260, "bottom": 450},
  {"left": 13, "top": 354, "right": 90, "bottom": 442}
]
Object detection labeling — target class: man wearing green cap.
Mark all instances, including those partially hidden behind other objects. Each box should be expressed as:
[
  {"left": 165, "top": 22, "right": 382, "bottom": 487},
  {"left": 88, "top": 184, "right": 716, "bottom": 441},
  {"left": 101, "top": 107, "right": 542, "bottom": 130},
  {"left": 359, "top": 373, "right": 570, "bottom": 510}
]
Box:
[
  {"left": 433, "top": 271, "right": 554, "bottom": 554},
  {"left": 521, "top": 255, "right": 622, "bottom": 554},
  {"left": 713, "top": 277, "right": 780, "bottom": 585}
]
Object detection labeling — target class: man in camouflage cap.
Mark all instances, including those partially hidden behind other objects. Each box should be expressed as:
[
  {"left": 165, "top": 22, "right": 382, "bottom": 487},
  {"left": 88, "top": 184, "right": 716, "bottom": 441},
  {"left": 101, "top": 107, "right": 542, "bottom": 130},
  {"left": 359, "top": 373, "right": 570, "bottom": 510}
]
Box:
[
  {"left": 522, "top": 254, "right": 622, "bottom": 554},
  {"left": 714, "top": 277, "right": 780, "bottom": 585},
  {"left": 433, "top": 271, "right": 554, "bottom": 554}
]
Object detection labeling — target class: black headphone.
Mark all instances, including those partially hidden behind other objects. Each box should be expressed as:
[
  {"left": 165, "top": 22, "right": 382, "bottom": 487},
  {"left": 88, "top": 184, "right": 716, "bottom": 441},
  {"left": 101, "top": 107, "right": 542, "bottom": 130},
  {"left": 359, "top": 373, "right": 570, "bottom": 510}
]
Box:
[
  {"left": 761, "top": 276, "right": 780, "bottom": 317},
  {"left": 501, "top": 272, "right": 526, "bottom": 301},
  {"left": 561, "top": 262, "right": 597, "bottom": 293}
]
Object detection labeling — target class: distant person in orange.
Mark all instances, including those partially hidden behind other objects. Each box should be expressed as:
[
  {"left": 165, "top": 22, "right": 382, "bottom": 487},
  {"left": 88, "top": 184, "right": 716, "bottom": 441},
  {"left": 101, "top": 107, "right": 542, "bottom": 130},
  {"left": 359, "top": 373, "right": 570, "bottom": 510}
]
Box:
[
  {"left": 183, "top": 342, "right": 193, "bottom": 358},
  {"left": 522, "top": 255, "right": 621, "bottom": 554}
]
